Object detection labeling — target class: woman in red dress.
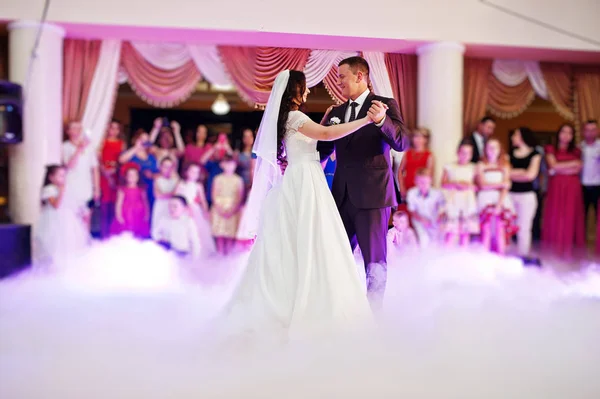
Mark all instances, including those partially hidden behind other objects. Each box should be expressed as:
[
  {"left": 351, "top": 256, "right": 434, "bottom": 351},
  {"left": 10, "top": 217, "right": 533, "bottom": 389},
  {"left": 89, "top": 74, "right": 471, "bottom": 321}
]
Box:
[
  {"left": 398, "top": 128, "right": 435, "bottom": 201},
  {"left": 99, "top": 119, "right": 126, "bottom": 238},
  {"left": 542, "top": 124, "right": 585, "bottom": 258}
]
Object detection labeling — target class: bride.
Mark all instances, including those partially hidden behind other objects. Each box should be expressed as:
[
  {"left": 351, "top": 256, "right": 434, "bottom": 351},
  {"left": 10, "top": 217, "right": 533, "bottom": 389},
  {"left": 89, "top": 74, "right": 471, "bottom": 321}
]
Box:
[{"left": 224, "top": 70, "right": 380, "bottom": 338}]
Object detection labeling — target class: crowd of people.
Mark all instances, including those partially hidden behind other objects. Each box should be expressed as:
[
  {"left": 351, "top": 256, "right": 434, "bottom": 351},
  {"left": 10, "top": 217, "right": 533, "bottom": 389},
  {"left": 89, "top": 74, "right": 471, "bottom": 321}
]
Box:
[
  {"left": 34, "top": 117, "right": 256, "bottom": 265},
  {"left": 32, "top": 112, "right": 599, "bottom": 266},
  {"left": 374, "top": 117, "right": 600, "bottom": 262}
]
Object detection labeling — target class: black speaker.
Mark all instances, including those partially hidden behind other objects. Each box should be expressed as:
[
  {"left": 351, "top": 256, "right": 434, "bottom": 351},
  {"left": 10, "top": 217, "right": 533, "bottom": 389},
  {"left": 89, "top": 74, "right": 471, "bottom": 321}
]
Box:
[
  {"left": 0, "top": 224, "right": 31, "bottom": 278},
  {"left": 0, "top": 80, "right": 23, "bottom": 144}
]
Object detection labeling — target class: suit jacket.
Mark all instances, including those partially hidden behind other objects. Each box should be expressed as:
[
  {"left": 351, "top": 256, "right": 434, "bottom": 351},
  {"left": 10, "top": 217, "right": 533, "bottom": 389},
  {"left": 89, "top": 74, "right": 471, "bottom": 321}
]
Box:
[
  {"left": 317, "top": 94, "right": 409, "bottom": 209},
  {"left": 463, "top": 133, "right": 483, "bottom": 163}
]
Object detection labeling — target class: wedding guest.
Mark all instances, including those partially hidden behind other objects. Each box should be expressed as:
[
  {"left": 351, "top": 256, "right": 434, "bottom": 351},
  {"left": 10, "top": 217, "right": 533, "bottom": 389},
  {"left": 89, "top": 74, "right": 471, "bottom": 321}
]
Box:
[
  {"left": 152, "top": 195, "right": 201, "bottom": 259},
  {"left": 236, "top": 128, "right": 257, "bottom": 193},
  {"left": 464, "top": 117, "right": 496, "bottom": 163},
  {"left": 476, "top": 138, "right": 516, "bottom": 255},
  {"left": 201, "top": 132, "right": 234, "bottom": 205},
  {"left": 386, "top": 211, "right": 418, "bottom": 257},
  {"left": 441, "top": 141, "right": 479, "bottom": 247},
  {"left": 183, "top": 124, "right": 212, "bottom": 167},
  {"left": 175, "top": 163, "right": 215, "bottom": 257},
  {"left": 389, "top": 149, "right": 404, "bottom": 204},
  {"left": 597, "top": 198, "right": 600, "bottom": 255},
  {"left": 406, "top": 168, "right": 445, "bottom": 248},
  {"left": 119, "top": 129, "right": 159, "bottom": 207},
  {"left": 98, "top": 119, "right": 126, "bottom": 238},
  {"left": 580, "top": 120, "right": 600, "bottom": 231},
  {"left": 322, "top": 151, "right": 337, "bottom": 190},
  {"left": 111, "top": 163, "right": 150, "bottom": 239},
  {"left": 542, "top": 123, "right": 585, "bottom": 258},
  {"left": 149, "top": 117, "right": 185, "bottom": 172},
  {"left": 62, "top": 121, "right": 100, "bottom": 228},
  {"left": 509, "top": 127, "right": 541, "bottom": 258},
  {"left": 531, "top": 144, "right": 548, "bottom": 241},
  {"left": 211, "top": 155, "right": 244, "bottom": 255},
  {"left": 34, "top": 165, "right": 90, "bottom": 266},
  {"left": 398, "top": 128, "right": 434, "bottom": 200},
  {"left": 151, "top": 157, "right": 180, "bottom": 238}
]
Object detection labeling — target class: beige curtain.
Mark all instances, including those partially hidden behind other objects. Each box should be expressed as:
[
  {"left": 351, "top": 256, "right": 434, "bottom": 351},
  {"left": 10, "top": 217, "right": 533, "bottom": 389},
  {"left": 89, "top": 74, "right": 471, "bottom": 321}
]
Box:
[
  {"left": 487, "top": 72, "right": 536, "bottom": 119},
  {"left": 463, "top": 58, "right": 491, "bottom": 135},
  {"left": 541, "top": 63, "right": 574, "bottom": 121},
  {"left": 575, "top": 66, "right": 600, "bottom": 124}
]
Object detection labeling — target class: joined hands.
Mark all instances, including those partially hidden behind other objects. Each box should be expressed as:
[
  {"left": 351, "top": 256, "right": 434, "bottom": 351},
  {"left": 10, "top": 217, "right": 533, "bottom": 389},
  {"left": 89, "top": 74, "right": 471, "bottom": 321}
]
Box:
[{"left": 367, "top": 100, "right": 388, "bottom": 124}]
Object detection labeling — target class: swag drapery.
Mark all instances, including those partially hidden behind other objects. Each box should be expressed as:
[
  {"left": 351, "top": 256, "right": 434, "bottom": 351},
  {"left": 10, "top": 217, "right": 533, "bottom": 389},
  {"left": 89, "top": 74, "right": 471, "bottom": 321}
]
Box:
[
  {"left": 62, "top": 40, "right": 419, "bottom": 147},
  {"left": 463, "top": 58, "right": 600, "bottom": 136}
]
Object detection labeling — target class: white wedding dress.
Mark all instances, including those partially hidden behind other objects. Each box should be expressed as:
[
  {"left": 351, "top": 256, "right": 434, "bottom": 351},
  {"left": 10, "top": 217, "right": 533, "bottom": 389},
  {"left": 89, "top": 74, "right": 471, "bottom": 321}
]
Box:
[{"left": 224, "top": 110, "right": 372, "bottom": 338}]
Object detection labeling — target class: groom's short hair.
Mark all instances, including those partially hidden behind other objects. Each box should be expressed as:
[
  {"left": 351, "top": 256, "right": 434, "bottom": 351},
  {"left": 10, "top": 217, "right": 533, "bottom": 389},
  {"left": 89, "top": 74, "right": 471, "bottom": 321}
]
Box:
[{"left": 338, "top": 56, "right": 370, "bottom": 76}]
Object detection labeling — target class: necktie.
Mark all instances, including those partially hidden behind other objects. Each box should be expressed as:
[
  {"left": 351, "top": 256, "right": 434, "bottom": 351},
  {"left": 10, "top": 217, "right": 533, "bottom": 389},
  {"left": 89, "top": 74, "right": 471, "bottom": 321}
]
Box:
[{"left": 349, "top": 102, "right": 359, "bottom": 122}]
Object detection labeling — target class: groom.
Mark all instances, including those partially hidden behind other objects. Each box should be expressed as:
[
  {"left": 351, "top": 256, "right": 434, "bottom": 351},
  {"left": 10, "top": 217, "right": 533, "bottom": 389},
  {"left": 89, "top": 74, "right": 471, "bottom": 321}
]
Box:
[{"left": 318, "top": 56, "right": 409, "bottom": 310}]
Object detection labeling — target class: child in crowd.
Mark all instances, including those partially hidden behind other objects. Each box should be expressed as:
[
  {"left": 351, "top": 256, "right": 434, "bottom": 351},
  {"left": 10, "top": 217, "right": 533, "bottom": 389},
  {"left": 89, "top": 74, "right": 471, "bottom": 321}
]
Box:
[
  {"left": 406, "top": 168, "right": 445, "bottom": 248},
  {"left": 441, "top": 141, "right": 479, "bottom": 247},
  {"left": 151, "top": 157, "right": 179, "bottom": 238},
  {"left": 34, "top": 165, "right": 90, "bottom": 266},
  {"left": 211, "top": 155, "right": 244, "bottom": 255},
  {"left": 111, "top": 163, "right": 150, "bottom": 238},
  {"left": 99, "top": 119, "right": 126, "bottom": 238},
  {"left": 386, "top": 210, "right": 418, "bottom": 259},
  {"left": 175, "top": 163, "right": 216, "bottom": 256},
  {"left": 152, "top": 195, "right": 201, "bottom": 259},
  {"left": 476, "top": 138, "right": 517, "bottom": 255}
]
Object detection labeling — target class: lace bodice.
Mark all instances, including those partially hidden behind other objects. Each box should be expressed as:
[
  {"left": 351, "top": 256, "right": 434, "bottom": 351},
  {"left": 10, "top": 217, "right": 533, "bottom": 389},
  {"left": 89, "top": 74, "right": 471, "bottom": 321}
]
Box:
[{"left": 285, "top": 111, "right": 318, "bottom": 164}]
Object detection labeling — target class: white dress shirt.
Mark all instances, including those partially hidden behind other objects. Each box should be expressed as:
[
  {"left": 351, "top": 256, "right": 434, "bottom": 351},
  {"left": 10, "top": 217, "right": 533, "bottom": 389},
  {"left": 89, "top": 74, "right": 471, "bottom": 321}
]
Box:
[
  {"left": 343, "top": 89, "right": 386, "bottom": 127},
  {"left": 580, "top": 139, "right": 600, "bottom": 186},
  {"left": 472, "top": 131, "right": 485, "bottom": 157}
]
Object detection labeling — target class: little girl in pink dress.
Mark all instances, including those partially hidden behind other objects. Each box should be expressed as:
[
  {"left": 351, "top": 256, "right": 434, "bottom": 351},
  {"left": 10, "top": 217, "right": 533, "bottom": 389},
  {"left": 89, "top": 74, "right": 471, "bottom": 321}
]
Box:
[{"left": 111, "top": 164, "right": 150, "bottom": 238}]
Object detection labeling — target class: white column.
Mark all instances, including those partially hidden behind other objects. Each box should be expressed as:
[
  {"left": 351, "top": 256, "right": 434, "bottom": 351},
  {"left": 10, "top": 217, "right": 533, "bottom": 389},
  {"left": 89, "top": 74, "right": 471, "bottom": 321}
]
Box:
[
  {"left": 416, "top": 42, "right": 465, "bottom": 185},
  {"left": 8, "top": 21, "right": 65, "bottom": 225}
]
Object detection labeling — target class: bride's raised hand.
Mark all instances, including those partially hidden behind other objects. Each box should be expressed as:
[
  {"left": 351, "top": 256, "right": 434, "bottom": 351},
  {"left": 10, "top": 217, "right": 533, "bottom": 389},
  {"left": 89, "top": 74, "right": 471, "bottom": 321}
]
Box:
[
  {"left": 320, "top": 105, "right": 335, "bottom": 124},
  {"left": 367, "top": 100, "right": 389, "bottom": 124}
]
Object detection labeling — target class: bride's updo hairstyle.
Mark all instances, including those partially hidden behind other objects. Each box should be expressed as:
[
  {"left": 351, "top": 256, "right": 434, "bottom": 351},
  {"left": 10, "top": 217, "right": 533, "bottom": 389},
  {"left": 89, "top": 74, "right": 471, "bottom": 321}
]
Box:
[{"left": 276, "top": 70, "right": 307, "bottom": 166}]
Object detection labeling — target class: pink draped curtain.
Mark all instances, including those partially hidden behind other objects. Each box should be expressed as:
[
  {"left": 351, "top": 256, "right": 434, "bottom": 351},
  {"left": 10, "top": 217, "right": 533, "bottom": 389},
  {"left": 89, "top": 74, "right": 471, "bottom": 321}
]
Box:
[
  {"left": 323, "top": 68, "right": 346, "bottom": 104},
  {"left": 384, "top": 53, "right": 417, "bottom": 129},
  {"left": 120, "top": 42, "right": 202, "bottom": 108},
  {"left": 63, "top": 39, "right": 101, "bottom": 123},
  {"left": 218, "top": 46, "right": 311, "bottom": 107}
]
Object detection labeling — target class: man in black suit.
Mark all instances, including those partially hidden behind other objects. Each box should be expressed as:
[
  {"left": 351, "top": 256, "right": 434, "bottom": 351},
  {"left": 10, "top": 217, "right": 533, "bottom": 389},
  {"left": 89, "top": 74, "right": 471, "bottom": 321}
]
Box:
[
  {"left": 318, "top": 56, "right": 409, "bottom": 310},
  {"left": 464, "top": 116, "right": 496, "bottom": 163}
]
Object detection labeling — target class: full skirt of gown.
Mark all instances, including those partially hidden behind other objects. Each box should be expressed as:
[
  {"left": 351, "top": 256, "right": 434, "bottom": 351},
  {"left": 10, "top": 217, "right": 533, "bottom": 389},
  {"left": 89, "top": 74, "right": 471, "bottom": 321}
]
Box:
[
  {"left": 33, "top": 205, "right": 90, "bottom": 268},
  {"left": 223, "top": 156, "right": 372, "bottom": 339}
]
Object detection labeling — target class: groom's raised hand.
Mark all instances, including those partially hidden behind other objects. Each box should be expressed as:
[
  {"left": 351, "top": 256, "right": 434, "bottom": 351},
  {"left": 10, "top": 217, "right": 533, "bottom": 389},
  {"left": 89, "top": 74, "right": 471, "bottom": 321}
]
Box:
[{"left": 367, "top": 100, "right": 388, "bottom": 124}]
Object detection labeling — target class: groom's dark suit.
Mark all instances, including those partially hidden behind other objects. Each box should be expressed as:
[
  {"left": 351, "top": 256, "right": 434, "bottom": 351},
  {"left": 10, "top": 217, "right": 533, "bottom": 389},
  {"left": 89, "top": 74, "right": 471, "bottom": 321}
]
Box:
[{"left": 318, "top": 91, "right": 409, "bottom": 305}]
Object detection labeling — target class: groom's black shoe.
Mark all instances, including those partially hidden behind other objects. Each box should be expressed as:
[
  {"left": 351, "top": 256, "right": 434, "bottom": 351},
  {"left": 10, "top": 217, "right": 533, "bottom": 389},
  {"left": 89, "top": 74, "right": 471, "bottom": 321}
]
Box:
[{"left": 366, "top": 262, "right": 387, "bottom": 312}]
